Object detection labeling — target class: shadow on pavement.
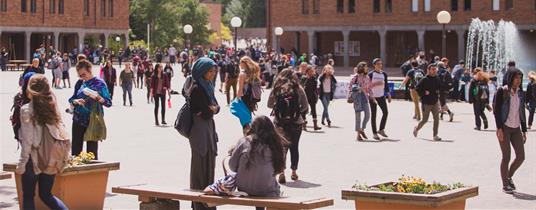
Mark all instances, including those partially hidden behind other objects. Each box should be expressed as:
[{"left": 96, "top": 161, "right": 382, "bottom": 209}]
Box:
[
  {"left": 0, "top": 202, "right": 14, "bottom": 209},
  {"left": 282, "top": 180, "right": 321, "bottom": 189},
  {"left": 513, "top": 192, "right": 536, "bottom": 200},
  {"left": 0, "top": 186, "right": 16, "bottom": 196},
  {"left": 358, "top": 139, "right": 381, "bottom": 143},
  {"left": 421, "top": 138, "right": 455, "bottom": 143},
  {"left": 378, "top": 138, "right": 401, "bottom": 142},
  {"left": 304, "top": 130, "right": 325, "bottom": 134}
]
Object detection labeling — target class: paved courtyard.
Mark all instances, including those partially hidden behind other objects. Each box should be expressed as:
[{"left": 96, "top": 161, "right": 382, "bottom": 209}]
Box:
[{"left": 1, "top": 65, "right": 535, "bottom": 209}]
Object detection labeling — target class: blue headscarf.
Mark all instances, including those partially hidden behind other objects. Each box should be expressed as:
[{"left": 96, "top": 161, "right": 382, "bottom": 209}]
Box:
[{"left": 192, "top": 57, "right": 218, "bottom": 104}]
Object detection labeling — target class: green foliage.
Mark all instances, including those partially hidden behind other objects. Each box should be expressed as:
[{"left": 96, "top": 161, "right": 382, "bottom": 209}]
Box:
[
  {"left": 129, "top": 0, "right": 211, "bottom": 49},
  {"left": 223, "top": 0, "right": 266, "bottom": 28}
]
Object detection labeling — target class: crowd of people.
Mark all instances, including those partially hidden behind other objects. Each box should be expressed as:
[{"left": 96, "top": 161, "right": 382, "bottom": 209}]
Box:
[{"left": 7, "top": 40, "right": 535, "bottom": 209}]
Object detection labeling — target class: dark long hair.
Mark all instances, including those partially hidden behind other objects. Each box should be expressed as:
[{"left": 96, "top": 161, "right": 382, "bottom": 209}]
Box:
[
  {"left": 272, "top": 68, "right": 299, "bottom": 97},
  {"left": 27, "top": 75, "right": 61, "bottom": 125},
  {"left": 246, "top": 115, "right": 289, "bottom": 175}
]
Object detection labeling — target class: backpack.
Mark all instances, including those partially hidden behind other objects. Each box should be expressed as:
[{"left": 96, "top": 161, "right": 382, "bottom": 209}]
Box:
[
  {"left": 439, "top": 69, "right": 453, "bottom": 91},
  {"left": 48, "top": 58, "right": 59, "bottom": 69},
  {"left": 478, "top": 82, "right": 490, "bottom": 101},
  {"left": 10, "top": 93, "right": 24, "bottom": 142},
  {"left": 245, "top": 80, "right": 262, "bottom": 103},
  {"left": 227, "top": 63, "right": 239, "bottom": 79},
  {"left": 412, "top": 70, "right": 425, "bottom": 87},
  {"left": 37, "top": 124, "right": 71, "bottom": 174},
  {"left": 272, "top": 90, "right": 301, "bottom": 124}
]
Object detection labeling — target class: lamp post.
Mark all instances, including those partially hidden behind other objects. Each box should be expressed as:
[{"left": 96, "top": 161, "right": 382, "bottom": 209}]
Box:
[
  {"left": 437, "top": 10, "right": 451, "bottom": 58},
  {"left": 230, "top": 17, "right": 242, "bottom": 54},
  {"left": 183, "top": 24, "right": 193, "bottom": 50},
  {"left": 274, "top": 27, "right": 284, "bottom": 60}
]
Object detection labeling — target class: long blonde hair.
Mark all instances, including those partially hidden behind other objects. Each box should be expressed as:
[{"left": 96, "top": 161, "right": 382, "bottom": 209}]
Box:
[
  {"left": 240, "top": 56, "right": 261, "bottom": 83},
  {"left": 27, "top": 75, "right": 61, "bottom": 125},
  {"left": 528, "top": 71, "right": 536, "bottom": 82}
]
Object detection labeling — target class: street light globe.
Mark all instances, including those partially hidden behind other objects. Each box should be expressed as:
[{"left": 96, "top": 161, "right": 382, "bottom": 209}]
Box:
[
  {"left": 115, "top": 36, "right": 121, "bottom": 42},
  {"left": 183, "top": 24, "right": 193, "bottom": 34},
  {"left": 230, "top": 17, "right": 242, "bottom": 28},
  {"left": 437, "top": 10, "right": 451, "bottom": 24},
  {"left": 274, "top": 27, "right": 284, "bottom": 36}
]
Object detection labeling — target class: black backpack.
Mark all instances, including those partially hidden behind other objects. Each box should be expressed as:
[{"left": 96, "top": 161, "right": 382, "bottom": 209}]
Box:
[
  {"left": 439, "top": 69, "right": 453, "bottom": 91},
  {"left": 10, "top": 93, "right": 25, "bottom": 142},
  {"left": 272, "top": 90, "right": 301, "bottom": 124},
  {"left": 226, "top": 63, "right": 239, "bottom": 79}
]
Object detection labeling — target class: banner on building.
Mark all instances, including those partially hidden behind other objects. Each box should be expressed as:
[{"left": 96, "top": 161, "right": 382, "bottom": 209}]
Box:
[{"left": 334, "top": 41, "right": 360, "bottom": 57}]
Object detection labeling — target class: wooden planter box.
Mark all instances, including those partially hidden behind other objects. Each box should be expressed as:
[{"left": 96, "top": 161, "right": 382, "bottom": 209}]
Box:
[
  {"left": 3, "top": 161, "right": 120, "bottom": 210},
  {"left": 342, "top": 182, "right": 479, "bottom": 210}
]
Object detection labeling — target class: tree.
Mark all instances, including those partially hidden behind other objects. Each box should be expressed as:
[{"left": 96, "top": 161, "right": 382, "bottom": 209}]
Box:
[
  {"left": 129, "top": 0, "right": 211, "bottom": 49},
  {"left": 223, "top": 0, "right": 266, "bottom": 28}
]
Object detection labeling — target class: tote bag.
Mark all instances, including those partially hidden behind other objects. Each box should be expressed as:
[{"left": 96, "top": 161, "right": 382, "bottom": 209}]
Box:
[{"left": 83, "top": 104, "right": 107, "bottom": 141}]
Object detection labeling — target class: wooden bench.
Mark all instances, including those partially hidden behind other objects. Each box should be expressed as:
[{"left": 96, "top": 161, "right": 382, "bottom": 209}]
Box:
[
  {"left": 0, "top": 172, "right": 11, "bottom": 180},
  {"left": 112, "top": 184, "right": 334, "bottom": 210}
]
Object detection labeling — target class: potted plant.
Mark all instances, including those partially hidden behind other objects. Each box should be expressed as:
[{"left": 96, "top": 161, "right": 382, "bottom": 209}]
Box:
[
  {"left": 342, "top": 176, "right": 479, "bottom": 210},
  {"left": 3, "top": 152, "right": 120, "bottom": 210}
]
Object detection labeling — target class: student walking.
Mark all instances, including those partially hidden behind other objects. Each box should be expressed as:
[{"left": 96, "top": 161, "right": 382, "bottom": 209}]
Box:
[
  {"left": 17, "top": 74, "right": 69, "bottom": 210},
  {"left": 368, "top": 58, "right": 392, "bottom": 140},
  {"left": 349, "top": 62, "right": 373, "bottom": 141},
  {"left": 401, "top": 60, "right": 425, "bottom": 120},
  {"left": 119, "top": 63, "right": 136, "bottom": 106},
  {"left": 136, "top": 62, "right": 145, "bottom": 89},
  {"left": 150, "top": 64, "right": 170, "bottom": 126},
  {"left": 469, "top": 69, "right": 491, "bottom": 130},
  {"left": 224, "top": 58, "right": 239, "bottom": 105},
  {"left": 526, "top": 71, "right": 536, "bottom": 130},
  {"left": 493, "top": 68, "right": 527, "bottom": 194},
  {"left": 69, "top": 60, "right": 112, "bottom": 160},
  {"left": 235, "top": 56, "right": 262, "bottom": 132},
  {"left": 102, "top": 61, "right": 117, "bottom": 100},
  {"left": 268, "top": 69, "right": 309, "bottom": 184},
  {"left": 144, "top": 64, "right": 154, "bottom": 103},
  {"left": 413, "top": 64, "right": 442, "bottom": 141},
  {"left": 61, "top": 53, "right": 71, "bottom": 88},
  {"left": 318, "top": 65, "right": 337, "bottom": 127},
  {"left": 302, "top": 65, "right": 321, "bottom": 130}
]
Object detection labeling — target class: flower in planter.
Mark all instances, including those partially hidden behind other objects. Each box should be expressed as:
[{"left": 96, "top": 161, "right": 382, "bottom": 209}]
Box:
[
  {"left": 352, "top": 175, "right": 467, "bottom": 195},
  {"left": 68, "top": 152, "right": 96, "bottom": 167}
]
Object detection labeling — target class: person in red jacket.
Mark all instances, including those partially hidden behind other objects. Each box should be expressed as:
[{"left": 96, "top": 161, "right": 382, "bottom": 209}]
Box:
[{"left": 150, "top": 64, "right": 170, "bottom": 126}]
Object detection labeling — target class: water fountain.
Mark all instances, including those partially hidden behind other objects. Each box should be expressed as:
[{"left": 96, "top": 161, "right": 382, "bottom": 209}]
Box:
[{"left": 466, "top": 18, "right": 534, "bottom": 85}]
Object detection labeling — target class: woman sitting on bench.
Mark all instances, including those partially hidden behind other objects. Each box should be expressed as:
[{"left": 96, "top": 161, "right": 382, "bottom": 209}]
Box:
[{"left": 206, "top": 116, "right": 289, "bottom": 210}]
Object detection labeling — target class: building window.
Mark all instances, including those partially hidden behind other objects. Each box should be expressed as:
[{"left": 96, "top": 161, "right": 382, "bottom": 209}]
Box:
[
  {"left": 373, "top": 0, "right": 380, "bottom": 13},
  {"left": 1, "top": 0, "right": 6, "bottom": 12},
  {"left": 83, "top": 0, "right": 89, "bottom": 16},
  {"left": 109, "top": 0, "right": 113, "bottom": 17},
  {"left": 424, "top": 0, "right": 431, "bottom": 11},
  {"left": 49, "top": 0, "right": 55, "bottom": 14},
  {"left": 30, "top": 0, "right": 36, "bottom": 13},
  {"left": 505, "top": 0, "right": 513, "bottom": 10},
  {"left": 492, "top": 0, "right": 499, "bottom": 10},
  {"left": 451, "top": 0, "right": 458, "bottom": 11},
  {"left": 101, "top": 0, "right": 106, "bottom": 16},
  {"left": 348, "top": 0, "right": 355, "bottom": 13},
  {"left": 312, "top": 0, "right": 319, "bottom": 14},
  {"left": 385, "top": 0, "right": 392, "bottom": 13},
  {"left": 337, "top": 0, "right": 343, "bottom": 13},
  {"left": 21, "top": 0, "right": 27, "bottom": 12},
  {"left": 302, "top": 0, "right": 309, "bottom": 14},
  {"left": 464, "top": 0, "right": 471, "bottom": 11},
  {"left": 411, "top": 0, "right": 418, "bottom": 12},
  {"left": 58, "top": 0, "right": 63, "bottom": 14}
]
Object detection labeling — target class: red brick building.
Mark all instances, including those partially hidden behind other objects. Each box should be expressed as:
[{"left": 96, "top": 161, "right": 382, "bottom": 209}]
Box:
[
  {"left": 201, "top": 0, "right": 222, "bottom": 47},
  {"left": 0, "top": 0, "right": 129, "bottom": 61},
  {"left": 267, "top": 0, "right": 536, "bottom": 67}
]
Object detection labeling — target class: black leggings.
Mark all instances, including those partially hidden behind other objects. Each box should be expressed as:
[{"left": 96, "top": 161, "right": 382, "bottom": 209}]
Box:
[
  {"left": 137, "top": 73, "right": 144, "bottom": 88},
  {"left": 279, "top": 123, "right": 302, "bottom": 170},
  {"left": 472, "top": 101, "right": 488, "bottom": 128},
  {"left": 154, "top": 94, "right": 166, "bottom": 122},
  {"left": 499, "top": 126, "right": 525, "bottom": 186},
  {"left": 528, "top": 105, "right": 535, "bottom": 127},
  {"left": 370, "top": 96, "right": 388, "bottom": 134},
  {"left": 72, "top": 122, "right": 99, "bottom": 160}
]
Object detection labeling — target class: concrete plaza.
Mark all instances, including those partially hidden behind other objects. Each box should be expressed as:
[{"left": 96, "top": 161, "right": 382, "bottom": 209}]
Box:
[{"left": 1, "top": 65, "right": 535, "bottom": 209}]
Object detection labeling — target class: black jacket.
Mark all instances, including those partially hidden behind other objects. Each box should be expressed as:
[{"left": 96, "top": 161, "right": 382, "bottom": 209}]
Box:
[
  {"left": 416, "top": 74, "right": 441, "bottom": 105},
  {"left": 319, "top": 74, "right": 337, "bottom": 101}
]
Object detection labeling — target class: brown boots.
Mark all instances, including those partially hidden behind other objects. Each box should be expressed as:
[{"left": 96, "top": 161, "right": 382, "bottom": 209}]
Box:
[{"left": 313, "top": 119, "right": 322, "bottom": 130}]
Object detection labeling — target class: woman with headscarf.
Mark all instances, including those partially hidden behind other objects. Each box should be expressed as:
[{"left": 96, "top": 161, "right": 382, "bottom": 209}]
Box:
[{"left": 186, "top": 57, "right": 220, "bottom": 210}]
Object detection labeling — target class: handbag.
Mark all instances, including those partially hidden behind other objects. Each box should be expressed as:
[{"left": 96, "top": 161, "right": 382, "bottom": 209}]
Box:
[
  {"left": 83, "top": 103, "right": 107, "bottom": 142},
  {"left": 174, "top": 100, "right": 193, "bottom": 138},
  {"left": 230, "top": 98, "right": 252, "bottom": 127}
]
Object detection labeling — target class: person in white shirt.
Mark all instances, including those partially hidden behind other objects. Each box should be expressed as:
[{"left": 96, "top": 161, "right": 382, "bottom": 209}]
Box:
[{"left": 367, "top": 58, "right": 392, "bottom": 140}]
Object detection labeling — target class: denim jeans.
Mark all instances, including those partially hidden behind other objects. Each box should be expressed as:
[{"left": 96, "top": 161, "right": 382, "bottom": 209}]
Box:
[
  {"left": 122, "top": 82, "right": 133, "bottom": 105},
  {"left": 355, "top": 104, "right": 370, "bottom": 131},
  {"left": 22, "top": 159, "right": 68, "bottom": 210},
  {"left": 321, "top": 94, "right": 331, "bottom": 122}
]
